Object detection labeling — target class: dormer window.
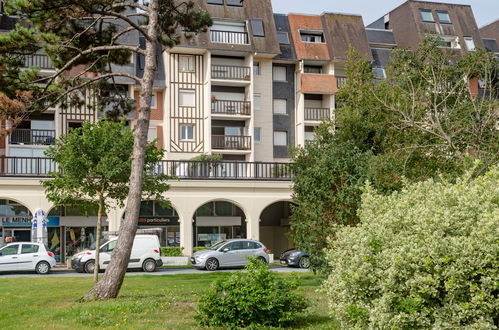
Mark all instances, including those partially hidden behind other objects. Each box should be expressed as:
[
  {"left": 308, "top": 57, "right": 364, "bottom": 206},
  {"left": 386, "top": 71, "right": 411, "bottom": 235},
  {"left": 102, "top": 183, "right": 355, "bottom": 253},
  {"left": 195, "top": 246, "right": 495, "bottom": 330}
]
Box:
[
  {"left": 300, "top": 30, "right": 325, "bottom": 43},
  {"left": 437, "top": 11, "right": 452, "bottom": 24},
  {"left": 211, "top": 19, "right": 249, "bottom": 45},
  {"left": 419, "top": 9, "right": 435, "bottom": 23},
  {"left": 437, "top": 35, "right": 461, "bottom": 49}
]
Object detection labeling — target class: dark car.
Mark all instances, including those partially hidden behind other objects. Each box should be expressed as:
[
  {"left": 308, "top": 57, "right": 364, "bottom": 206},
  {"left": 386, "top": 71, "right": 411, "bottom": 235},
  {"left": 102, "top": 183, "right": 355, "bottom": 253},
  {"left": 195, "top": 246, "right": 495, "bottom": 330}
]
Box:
[{"left": 279, "top": 249, "right": 310, "bottom": 269}]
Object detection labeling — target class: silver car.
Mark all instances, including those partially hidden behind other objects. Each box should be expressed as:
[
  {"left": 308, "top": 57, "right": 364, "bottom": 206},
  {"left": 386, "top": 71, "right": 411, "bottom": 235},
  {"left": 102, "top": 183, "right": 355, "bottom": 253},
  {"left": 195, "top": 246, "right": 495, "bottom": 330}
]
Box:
[{"left": 191, "top": 239, "right": 269, "bottom": 271}]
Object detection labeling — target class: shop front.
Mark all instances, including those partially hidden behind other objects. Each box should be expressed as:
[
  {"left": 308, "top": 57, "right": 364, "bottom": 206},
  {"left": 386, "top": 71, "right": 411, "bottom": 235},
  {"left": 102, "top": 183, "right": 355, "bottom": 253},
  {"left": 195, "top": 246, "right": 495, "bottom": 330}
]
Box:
[{"left": 137, "top": 200, "right": 180, "bottom": 247}]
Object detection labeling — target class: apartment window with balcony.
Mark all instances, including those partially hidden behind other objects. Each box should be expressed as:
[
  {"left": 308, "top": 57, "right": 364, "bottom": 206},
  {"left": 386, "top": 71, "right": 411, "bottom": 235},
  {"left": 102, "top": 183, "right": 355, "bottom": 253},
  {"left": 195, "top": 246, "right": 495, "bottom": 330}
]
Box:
[
  {"left": 273, "top": 66, "right": 287, "bottom": 82},
  {"left": 254, "top": 93, "right": 262, "bottom": 110},
  {"left": 254, "top": 128, "right": 261, "bottom": 142},
  {"left": 253, "top": 62, "right": 260, "bottom": 75},
  {"left": 300, "top": 30, "right": 325, "bottom": 43},
  {"left": 419, "top": 9, "right": 435, "bottom": 23},
  {"left": 180, "top": 125, "right": 194, "bottom": 141},
  {"left": 304, "top": 65, "right": 322, "bottom": 74},
  {"left": 464, "top": 37, "right": 476, "bottom": 51},
  {"left": 179, "top": 89, "right": 195, "bottom": 107},
  {"left": 211, "top": 20, "right": 248, "bottom": 45},
  {"left": 436, "top": 11, "right": 452, "bottom": 24},
  {"left": 227, "top": 0, "right": 243, "bottom": 7},
  {"left": 278, "top": 32, "right": 289, "bottom": 44},
  {"left": 250, "top": 19, "right": 265, "bottom": 37},
  {"left": 273, "top": 99, "right": 287, "bottom": 114},
  {"left": 151, "top": 93, "right": 157, "bottom": 108},
  {"left": 179, "top": 55, "right": 195, "bottom": 72},
  {"left": 273, "top": 131, "right": 287, "bottom": 146}
]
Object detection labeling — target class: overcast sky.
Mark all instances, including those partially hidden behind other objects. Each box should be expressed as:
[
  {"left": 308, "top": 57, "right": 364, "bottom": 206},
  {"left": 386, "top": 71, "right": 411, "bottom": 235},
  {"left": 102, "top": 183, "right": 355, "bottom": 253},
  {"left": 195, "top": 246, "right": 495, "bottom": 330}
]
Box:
[{"left": 271, "top": 0, "right": 498, "bottom": 27}]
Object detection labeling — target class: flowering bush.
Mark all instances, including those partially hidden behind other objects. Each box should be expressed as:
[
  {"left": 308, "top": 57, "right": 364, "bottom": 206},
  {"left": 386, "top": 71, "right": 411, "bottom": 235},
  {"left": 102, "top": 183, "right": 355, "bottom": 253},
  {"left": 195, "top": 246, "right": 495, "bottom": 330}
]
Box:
[{"left": 323, "top": 166, "right": 499, "bottom": 329}]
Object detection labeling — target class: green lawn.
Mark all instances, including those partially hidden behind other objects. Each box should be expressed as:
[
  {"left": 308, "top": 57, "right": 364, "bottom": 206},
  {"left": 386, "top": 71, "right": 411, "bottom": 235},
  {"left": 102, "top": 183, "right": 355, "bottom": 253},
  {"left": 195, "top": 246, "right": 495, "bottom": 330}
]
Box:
[{"left": 0, "top": 273, "right": 337, "bottom": 329}]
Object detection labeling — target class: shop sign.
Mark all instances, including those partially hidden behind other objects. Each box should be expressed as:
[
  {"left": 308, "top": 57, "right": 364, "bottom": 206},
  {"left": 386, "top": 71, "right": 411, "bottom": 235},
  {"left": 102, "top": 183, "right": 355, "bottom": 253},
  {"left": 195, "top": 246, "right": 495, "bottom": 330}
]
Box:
[
  {"left": 138, "top": 217, "right": 179, "bottom": 225},
  {"left": 1, "top": 216, "right": 32, "bottom": 226}
]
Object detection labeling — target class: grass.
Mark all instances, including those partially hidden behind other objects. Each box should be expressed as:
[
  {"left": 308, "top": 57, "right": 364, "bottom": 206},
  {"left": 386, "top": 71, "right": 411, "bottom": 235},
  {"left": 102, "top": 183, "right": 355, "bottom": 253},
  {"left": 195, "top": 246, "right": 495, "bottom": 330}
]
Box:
[{"left": 0, "top": 273, "right": 338, "bottom": 329}]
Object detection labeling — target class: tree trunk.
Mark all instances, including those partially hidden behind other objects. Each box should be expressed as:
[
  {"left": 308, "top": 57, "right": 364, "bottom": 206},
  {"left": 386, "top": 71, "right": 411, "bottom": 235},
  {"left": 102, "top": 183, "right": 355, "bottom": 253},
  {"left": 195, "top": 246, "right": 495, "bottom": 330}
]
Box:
[
  {"left": 85, "top": 1, "right": 159, "bottom": 300},
  {"left": 93, "top": 196, "right": 104, "bottom": 283}
]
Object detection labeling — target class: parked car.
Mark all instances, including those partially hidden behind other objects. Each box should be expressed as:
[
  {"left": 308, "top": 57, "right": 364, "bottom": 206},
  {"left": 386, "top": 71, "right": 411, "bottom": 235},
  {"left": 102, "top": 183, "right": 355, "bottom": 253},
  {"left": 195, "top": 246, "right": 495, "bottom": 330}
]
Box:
[
  {"left": 0, "top": 242, "right": 56, "bottom": 274},
  {"left": 280, "top": 248, "right": 310, "bottom": 269},
  {"left": 191, "top": 239, "right": 269, "bottom": 271},
  {"left": 72, "top": 235, "right": 163, "bottom": 273}
]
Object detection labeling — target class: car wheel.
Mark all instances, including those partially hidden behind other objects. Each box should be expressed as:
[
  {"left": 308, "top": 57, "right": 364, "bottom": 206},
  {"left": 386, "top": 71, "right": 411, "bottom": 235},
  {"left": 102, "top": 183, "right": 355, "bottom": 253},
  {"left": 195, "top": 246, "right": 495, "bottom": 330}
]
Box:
[
  {"left": 205, "top": 258, "right": 219, "bottom": 271},
  {"left": 258, "top": 256, "right": 268, "bottom": 264},
  {"left": 142, "top": 259, "right": 157, "bottom": 272},
  {"left": 84, "top": 260, "right": 95, "bottom": 274},
  {"left": 298, "top": 256, "right": 310, "bottom": 269},
  {"left": 35, "top": 261, "right": 50, "bottom": 275}
]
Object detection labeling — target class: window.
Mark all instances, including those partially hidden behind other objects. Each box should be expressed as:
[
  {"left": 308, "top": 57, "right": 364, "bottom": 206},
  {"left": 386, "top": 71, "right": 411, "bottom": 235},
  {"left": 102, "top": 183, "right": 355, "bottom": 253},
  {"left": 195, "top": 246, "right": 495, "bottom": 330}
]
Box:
[
  {"left": 227, "top": 0, "right": 243, "bottom": 7},
  {"left": 0, "top": 244, "right": 19, "bottom": 256},
  {"left": 179, "top": 89, "right": 195, "bottom": 107},
  {"left": 179, "top": 55, "right": 195, "bottom": 72},
  {"left": 207, "top": 0, "right": 223, "bottom": 4},
  {"left": 211, "top": 19, "right": 248, "bottom": 45},
  {"left": 254, "top": 127, "right": 261, "bottom": 142},
  {"left": 250, "top": 19, "right": 265, "bottom": 37},
  {"left": 305, "top": 131, "right": 315, "bottom": 141},
  {"left": 150, "top": 93, "right": 157, "bottom": 108},
  {"left": 300, "top": 30, "right": 325, "bottom": 43},
  {"left": 253, "top": 93, "right": 261, "bottom": 110},
  {"left": 278, "top": 32, "right": 289, "bottom": 44},
  {"left": 419, "top": 9, "right": 435, "bottom": 23},
  {"left": 437, "top": 11, "right": 451, "bottom": 24},
  {"left": 464, "top": 37, "right": 475, "bottom": 51},
  {"left": 21, "top": 244, "right": 39, "bottom": 254},
  {"left": 180, "top": 125, "right": 194, "bottom": 141},
  {"left": 437, "top": 36, "right": 460, "bottom": 49},
  {"left": 273, "top": 99, "right": 287, "bottom": 114},
  {"left": 147, "top": 127, "right": 157, "bottom": 142},
  {"left": 304, "top": 65, "right": 322, "bottom": 74},
  {"left": 242, "top": 241, "right": 258, "bottom": 249},
  {"left": 273, "top": 66, "right": 287, "bottom": 82},
  {"left": 274, "top": 131, "right": 288, "bottom": 146},
  {"left": 253, "top": 62, "right": 260, "bottom": 75}
]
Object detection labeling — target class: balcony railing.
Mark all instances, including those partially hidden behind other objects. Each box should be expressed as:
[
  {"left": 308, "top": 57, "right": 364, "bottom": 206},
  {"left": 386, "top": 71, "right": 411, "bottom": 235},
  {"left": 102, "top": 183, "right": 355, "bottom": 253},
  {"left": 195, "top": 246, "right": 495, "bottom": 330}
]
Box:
[
  {"left": 0, "top": 157, "right": 293, "bottom": 181},
  {"left": 212, "top": 135, "right": 251, "bottom": 150},
  {"left": 212, "top": 100, "right": 251, "bottom": 116},
  {"left": 9, "top": 129, "right": 56, "bottom": 145},
  {"left": 304, "top": 108, "right": 331, "bottom": 121},
  {"left": 0, "top": 157, "right": 56, "bottom": 177},
  {"left": 22, "top": 54, "right": 53, "bottom": 69},
  {"left": 210, "top": 30, "right": 249, "bottom": 45},
  {"left": 211, "top": 65, "right": 251, "bottom": 81},
  {"left": 336, "top": 76, "right": 347, "bottom": 89}
]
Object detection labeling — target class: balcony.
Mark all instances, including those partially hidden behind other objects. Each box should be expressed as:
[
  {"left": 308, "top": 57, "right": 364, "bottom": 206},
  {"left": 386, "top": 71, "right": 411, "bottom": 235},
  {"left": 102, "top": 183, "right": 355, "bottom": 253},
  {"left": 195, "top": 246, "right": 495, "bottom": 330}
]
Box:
[
  {"left": 9, "top": 129, "right": 56, "bottom": 145},
  {"left": 336, "top": 76, "right": 347, "bottom": 89},
  {"left": 0, "top": 157, "right": 293, "bottom": 181},
  {"left": 22, "top": 54, "right": 53, "bottom": 70},
  {"left": 211, "top": 135, "right": 251, "bottom": 150},
  {"left": 301, "top": 74, "right": 338, "bottom": 94},
  {"left": 211, "top": 65, "right": 251, "bottom": 81},
  {"left": 304, "top": 108, "right": 331, "bottom": 121},
  {"left": 210, "top": 30, "right": 249, "bottom": 45},
  {"left": 212, "top": 100, "right": 251, "bottom": 116}
]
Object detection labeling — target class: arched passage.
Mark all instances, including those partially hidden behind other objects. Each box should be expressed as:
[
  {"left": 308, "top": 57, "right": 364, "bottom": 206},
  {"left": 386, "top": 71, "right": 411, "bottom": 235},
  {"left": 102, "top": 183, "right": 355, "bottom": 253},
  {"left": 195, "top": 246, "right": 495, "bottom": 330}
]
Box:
[
  {"left": 192, "top": 200, "right": 246, "bottom": 248},
  {"left": 0, "top": 198, "right": 33, "bottom": 244},
  {"left": 259, "top": 201, "right": 295, "bottom": 257},
  {"left": 134, "top": 200, "right": 180, "bottom": 248}
]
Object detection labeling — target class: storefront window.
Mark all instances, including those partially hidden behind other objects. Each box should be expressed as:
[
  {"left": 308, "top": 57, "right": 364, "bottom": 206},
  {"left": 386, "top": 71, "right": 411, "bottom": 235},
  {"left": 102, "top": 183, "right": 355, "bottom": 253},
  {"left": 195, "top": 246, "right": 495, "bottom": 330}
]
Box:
[
  {"left": 48, "top": 205, "right": 98, "bottom": 217},
  {"left": 139, "top": 201, "right": 154, "bottom": 217},
  {"left": 47, "top": 227, "right": 61, "bottom": 261},
  {"left": 215, "top": 202, "right": 234, "bottom": 216},
  {"left": 0, "top": 199, "right": 31, "bottom": 216},
  {"left": 137, "top": 200, "right": 179, "bottom": 247},
  {"left": 196, "top": 203, "right": 214, "bottom": 216},
  {"left": 65, "top": 227, "right": 98, "bottom": 256}
]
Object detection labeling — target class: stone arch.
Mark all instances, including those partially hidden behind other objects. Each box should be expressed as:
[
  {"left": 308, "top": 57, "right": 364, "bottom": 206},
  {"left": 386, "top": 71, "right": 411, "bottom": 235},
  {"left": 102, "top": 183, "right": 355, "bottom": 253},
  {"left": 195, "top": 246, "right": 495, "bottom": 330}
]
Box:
[
  {"left": 258, "top": 200, "right": 296, "bottom": 257},
  {"left": 0, "top": 196, "right": 35, "bottom": 216}
]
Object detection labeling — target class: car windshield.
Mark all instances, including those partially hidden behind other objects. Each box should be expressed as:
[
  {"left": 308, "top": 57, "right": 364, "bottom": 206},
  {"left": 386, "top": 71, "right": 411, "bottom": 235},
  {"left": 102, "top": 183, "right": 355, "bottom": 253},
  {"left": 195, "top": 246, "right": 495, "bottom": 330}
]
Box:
[
  {"left": 209, "top": 240, "right": 227, "bottom": 250},
  {"left": 89, "top": 238, "right": 109, "bottom": 250}
]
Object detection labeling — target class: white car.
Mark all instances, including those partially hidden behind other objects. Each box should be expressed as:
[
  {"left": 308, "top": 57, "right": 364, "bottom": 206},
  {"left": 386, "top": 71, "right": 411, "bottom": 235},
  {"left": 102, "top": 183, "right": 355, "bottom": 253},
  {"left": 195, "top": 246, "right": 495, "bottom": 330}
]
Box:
[
  {"left": 71, "top": 235, "right": 163, "bottom": 273},
  {"left": 0, "top": 242, "right": 56, "bottom": 274}
]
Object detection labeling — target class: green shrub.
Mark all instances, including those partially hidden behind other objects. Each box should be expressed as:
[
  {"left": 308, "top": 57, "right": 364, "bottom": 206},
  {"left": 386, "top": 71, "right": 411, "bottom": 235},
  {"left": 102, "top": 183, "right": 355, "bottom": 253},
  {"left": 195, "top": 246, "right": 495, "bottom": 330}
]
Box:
[
  {"left": 323, "top": 166, "right": 499, "bottom": 329},
  {"left": 160, "top": 247, "right": 183, "bottom": 257},
  {"left": 196, "top": 258, "right": 308, "bottom": 328}
]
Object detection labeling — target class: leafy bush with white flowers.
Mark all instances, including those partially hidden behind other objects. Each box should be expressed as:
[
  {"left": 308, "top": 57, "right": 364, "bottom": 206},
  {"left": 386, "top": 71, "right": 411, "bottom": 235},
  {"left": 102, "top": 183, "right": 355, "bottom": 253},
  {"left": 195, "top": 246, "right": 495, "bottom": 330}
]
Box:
[{"left": 323, "top": 166, "right": 499, "bottom": 329}]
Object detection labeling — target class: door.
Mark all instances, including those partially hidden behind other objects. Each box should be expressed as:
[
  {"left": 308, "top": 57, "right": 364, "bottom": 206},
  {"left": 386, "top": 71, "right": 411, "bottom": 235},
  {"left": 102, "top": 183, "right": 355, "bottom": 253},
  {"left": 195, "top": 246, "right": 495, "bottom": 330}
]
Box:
[
  {"left": 219, "top": 241, "right": 243, "bottom": 266},
  {"left": 99, "top": 240, "right": 117, "bottom": 269},
  {"left": 18, "top": 244, "right": 40, "bottom": 271},
  {"left": 0, "top": 244, "right": 21, "bottom": 271}
]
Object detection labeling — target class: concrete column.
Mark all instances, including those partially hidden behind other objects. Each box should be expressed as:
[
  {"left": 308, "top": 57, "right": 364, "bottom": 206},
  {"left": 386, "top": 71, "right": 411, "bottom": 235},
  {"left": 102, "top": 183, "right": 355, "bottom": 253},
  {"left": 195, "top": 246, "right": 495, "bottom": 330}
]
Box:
[
  {"left": 106, "top": 204, "right": 125, "bottom": 231},
  {"left": 245, "top": 203, "right": 264, "bottom": 241},
  {"left": 175, "top": 200, "right": 197, "bottom": 257}
]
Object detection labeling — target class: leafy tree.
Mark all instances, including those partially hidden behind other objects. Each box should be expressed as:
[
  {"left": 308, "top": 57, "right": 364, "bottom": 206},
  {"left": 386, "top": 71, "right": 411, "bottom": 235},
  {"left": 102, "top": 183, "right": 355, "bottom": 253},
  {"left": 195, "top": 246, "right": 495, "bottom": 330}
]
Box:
[
  {"left": 1, "top": 0, "right": 211, "bottom": 299},
  {"left": 43, "top": 120, "right": 169, "bottom": 282},
  {"left": 323, "top": 165, "right": 499, "bottom": 329}
]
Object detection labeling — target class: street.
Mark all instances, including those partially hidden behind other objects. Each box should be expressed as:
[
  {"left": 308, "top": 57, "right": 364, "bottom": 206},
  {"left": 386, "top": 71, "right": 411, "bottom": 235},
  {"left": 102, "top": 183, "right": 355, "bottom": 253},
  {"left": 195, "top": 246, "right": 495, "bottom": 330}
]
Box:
[{"left": 0, "top": 264, "right": 309, "bottom": 278}]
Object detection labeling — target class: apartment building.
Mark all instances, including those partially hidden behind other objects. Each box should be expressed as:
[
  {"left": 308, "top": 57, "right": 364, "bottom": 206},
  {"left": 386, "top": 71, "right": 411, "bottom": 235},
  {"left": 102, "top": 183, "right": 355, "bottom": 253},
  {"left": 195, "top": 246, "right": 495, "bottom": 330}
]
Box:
[{"left": 0, "top": 0, "right": 494, "bottom": 261}]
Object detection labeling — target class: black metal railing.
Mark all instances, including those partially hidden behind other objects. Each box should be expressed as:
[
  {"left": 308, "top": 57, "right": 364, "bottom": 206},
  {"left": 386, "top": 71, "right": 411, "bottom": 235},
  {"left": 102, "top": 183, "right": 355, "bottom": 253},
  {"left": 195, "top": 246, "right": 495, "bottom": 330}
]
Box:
[
  {"left": 210, "top": 30, "right": 249, "bottom": 45},
  {"left": 211, "top": 65, "right": 251, "bottom": 81},
  {"left": 336, "top": 76, "right": 347, "bottom": 89},
  {"left": 153, "top": 160, "right": 293, "bottom": 181},
  {"left": 212, "top": 100, "right": 251, "bottom": 115},
  {"left": 304, "top": 107, "right": 331, "bottom": 121},
  {"left": 9, "top": 129, "right": 56, "bottom": 145},
  {"left": 0, "top": 157, "right": 56, "bottom": 177},
  {"left": 212, "top": 135, "right": 251, "bottom": 150},
  {"left": 0, "top": 157, "right": 293, "bottom": 181},
  {"left": 22, "top": 54, "right": 53, "bottom": 69}
]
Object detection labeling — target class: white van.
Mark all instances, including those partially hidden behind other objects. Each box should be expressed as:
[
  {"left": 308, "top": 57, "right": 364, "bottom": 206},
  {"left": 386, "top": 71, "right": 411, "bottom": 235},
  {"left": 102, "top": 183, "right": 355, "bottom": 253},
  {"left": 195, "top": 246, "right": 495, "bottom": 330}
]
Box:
[{"left": 71, "top": 235, "right": 162, "bottom": 273}]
